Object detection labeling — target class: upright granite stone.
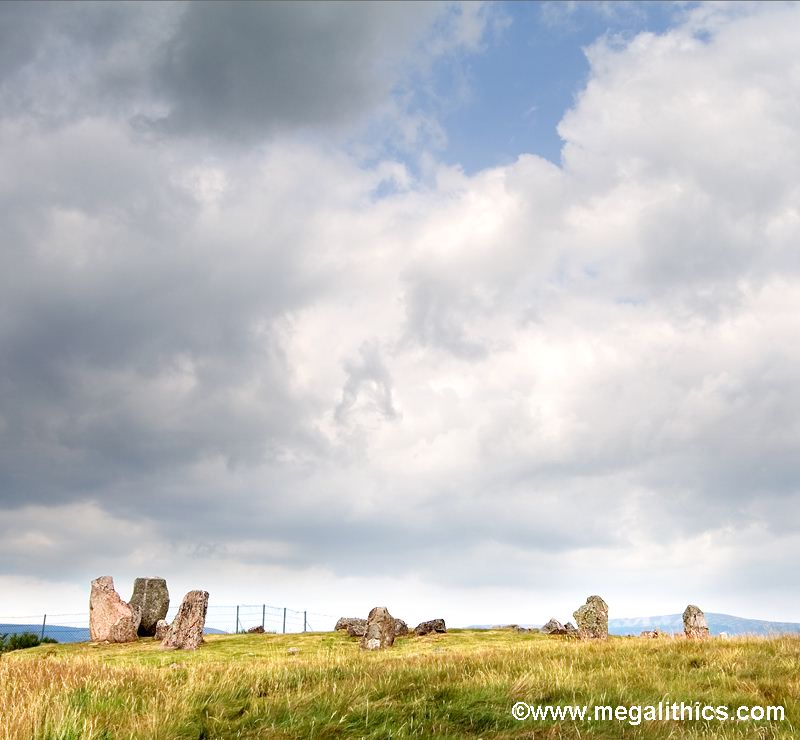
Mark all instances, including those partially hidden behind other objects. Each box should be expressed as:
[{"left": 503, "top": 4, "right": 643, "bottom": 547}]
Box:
[
  {"left": 129, "top": 577, "right": 169, "bottom": 637},
  {"left": 89, "top": 576, "right": 141, "bottom": 643},
  {"left": 394, "top": 618, "right": 409, "bottom": 636},
  {"left": 573, "top": 595, "right": 609, "bottom": 639},
  {"left": 161, "top": 590, "right": 209, "bottom": 650},
  {"left": 335, "top": 617, "right": 367, "bottom": 636},
  {"left": 683, "top": 605, "right": 710, "bottom": 639},
  {"left": 360, "top": 606, "right": 396, "bottom": 650},
  {"left": 414, "top": 618, "right": 447, "bottom": 636}
]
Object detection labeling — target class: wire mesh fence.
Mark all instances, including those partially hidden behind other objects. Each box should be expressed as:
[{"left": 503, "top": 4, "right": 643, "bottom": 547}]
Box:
[{"left": 0, "top": 604, "right": 338, "bottom": 644}]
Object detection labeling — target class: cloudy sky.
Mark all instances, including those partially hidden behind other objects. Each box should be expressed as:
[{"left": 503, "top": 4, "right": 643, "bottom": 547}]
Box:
[{"left": 2, "top": 1, "right": 799, "bottom": 628}]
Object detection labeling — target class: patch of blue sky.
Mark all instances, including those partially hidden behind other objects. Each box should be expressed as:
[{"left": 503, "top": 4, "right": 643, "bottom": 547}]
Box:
[{"left": 432, "top": 1, "right": 695, "bottom": 173}]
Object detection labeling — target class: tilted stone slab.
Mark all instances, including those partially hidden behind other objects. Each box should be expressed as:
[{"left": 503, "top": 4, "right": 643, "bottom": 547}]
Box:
[
  {"left": 161, "top": 590, "right": 209, "bottom": 650},
  {"left": 89, "top": 575, "right": 141, "bottom": 643}
]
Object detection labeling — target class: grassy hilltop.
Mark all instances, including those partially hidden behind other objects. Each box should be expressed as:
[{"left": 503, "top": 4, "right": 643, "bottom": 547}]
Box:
[{"left": 1, "top": 629, "right": 798, "bottom": 739}]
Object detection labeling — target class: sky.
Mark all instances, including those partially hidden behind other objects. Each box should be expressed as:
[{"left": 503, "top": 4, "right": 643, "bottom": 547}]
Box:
[{"left": 1, "top": 0, "right": 800, "bottom": 629}]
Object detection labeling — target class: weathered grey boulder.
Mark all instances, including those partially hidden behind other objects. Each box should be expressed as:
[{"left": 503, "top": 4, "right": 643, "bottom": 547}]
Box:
[
  {"left": 512, "top": 625, "right": 540, "bottom": 633},
  {"left": 394, "top": 618, "right": 409, "bottom": 636},
  {"left": 541, "top": 618, "right": 567, "bottom": 635},
  {"left": 335, "top": 617, "right": 367, "bottom": 636},
  {"left": 89, "top": 576, "right": 141, "bottom": 643},
  {"left": 360, "top": 606, "right": 396, "bottom": 650},
  {"left": 414, "top": 618, "right": 447, "bottom": 636},
  {"left": 564, "top": 622, "right": 579, "bottom": 636},
  {"left": 161, "top": 590, "right": 209, "bottom": 650},
  {"left": 683, "top": 605, "right": 710, "bottom": 639},
  {"left": 154, "top": 619, "right": 169, "bottom": 641},
  {"left": 247, "top": 625, "right": 265, "bottom": 634},
  {"left": 502, "top": 624, "right": 535, "bottom": 633},
  {"left": 129, "top": 577, "right": 169, "bottom": 637},
  {"left": 573, "top": 595, "right": 608, "bottom": 639}
]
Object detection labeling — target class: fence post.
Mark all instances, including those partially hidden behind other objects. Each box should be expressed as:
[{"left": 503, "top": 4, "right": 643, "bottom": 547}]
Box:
[
  {"left": 261, "top": 604, "right": 265, "bottom": 630},
  {"left": 40, "top": 614, "right": 47, "bottom": 640},
  {"left": 282, "top": 607, "right": 287, "bottom": 634},
  {"left": 303, "top": 611, "right": 307, "bottom": 633},
  {"left": 235, "top": 605, "right": 239, "bottom": 634}
]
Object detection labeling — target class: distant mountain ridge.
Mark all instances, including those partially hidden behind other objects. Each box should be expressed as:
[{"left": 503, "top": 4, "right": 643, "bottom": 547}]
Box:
[
  {"left": 0, "top": 623, "right": 227, "bottom": 643},
  {"left": 608, "top": 613, "right": 800, "bottom": 636},
  {"left": 466, "top": 613, "right": 800, "bottom": 636},
  {"left": 6, "top": 614, "right": 800, "bottom": 643}
]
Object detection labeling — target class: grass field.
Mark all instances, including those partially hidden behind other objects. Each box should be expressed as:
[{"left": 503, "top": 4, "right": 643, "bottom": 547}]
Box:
[{"left": 1, "top": 629, "right": 798, "bottom": 739}]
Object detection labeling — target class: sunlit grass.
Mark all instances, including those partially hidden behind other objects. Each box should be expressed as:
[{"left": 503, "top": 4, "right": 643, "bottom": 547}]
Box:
[{"left": 1, "top": 630, "right": 798, "bottom": 738}]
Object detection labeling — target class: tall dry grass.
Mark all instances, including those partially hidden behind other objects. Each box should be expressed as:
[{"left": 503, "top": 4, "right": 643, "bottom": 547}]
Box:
[{"left": 1, "top": 630, "right": 798, "bottom": 738}]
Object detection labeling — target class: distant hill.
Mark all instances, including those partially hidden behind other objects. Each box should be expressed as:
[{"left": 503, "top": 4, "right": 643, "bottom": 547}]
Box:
[
  {"left": 608, "top": 613, "right": 800, "bottom": 636},
  {"left": 7, "top": 614, "right": 799, "bottom": 643},
  {"left": 466, "top": 612, "right": 800, "bottom": 635},
  {"left": 467, "top": 613, "right": 800, "bottom": 636},
  {"left": 0, "top": 624, "right": 227, "bottom": 643},
  {"left": 0, "top": 624, "right": 89, "bottom": 643}
]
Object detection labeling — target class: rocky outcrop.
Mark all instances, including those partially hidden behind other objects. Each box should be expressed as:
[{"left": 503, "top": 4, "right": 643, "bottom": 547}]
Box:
[
  {"left": 505, "top": 624, "right": 539, "bottom": 633},
  {"left": 573, "top": 595, "right": 608, "bottom": 639},
  {"left": 541, "top": 618, "right": 567, "bottom": 635},
  {"left": 161, "top": 590, "right": 209, "bottom": 650},
  {"left": 414, "top": 618, "right": 447, "bottom": 636},
  {"left": 360, "top": 606, "right": 396, "bottom": 650},
  {"left": 154, "top": 619, "right": 169, "bottom": 641},
  {"left": 540, "top": 619, "right": 579, "bottom": 636},
  {"left": 247, "top": 625, "right": 265, "bottom": 634},
  {"left": 394, "top": 618, "right": 409, "bottom": 636},
  {"left": 89, "top": 576, "right": 141, "bottom": 643},
  {"left": 129, "top": 577, "right": 169, "bottom": 637},
  {"left": 335, "top": 617, "right": 367, "bottom": 637},
  {"left": 683, "top": 605, "right": 710, "bottom": 639}
]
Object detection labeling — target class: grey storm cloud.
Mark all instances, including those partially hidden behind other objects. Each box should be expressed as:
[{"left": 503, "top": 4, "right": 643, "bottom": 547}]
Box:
[
  {"left": 0, "top": 0, "right": 448, "bottom": 141},
  {"left": 154, "top": 1, "right": 442, "bottom": 140}
]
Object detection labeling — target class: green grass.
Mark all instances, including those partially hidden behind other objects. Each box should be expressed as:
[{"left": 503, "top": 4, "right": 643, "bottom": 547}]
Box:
[{"left": 1, "top": 629, "right": 798, "bottom": 738}]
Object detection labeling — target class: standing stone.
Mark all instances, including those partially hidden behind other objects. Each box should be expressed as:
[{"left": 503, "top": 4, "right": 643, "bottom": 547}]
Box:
[
  {"left": 161, "top": 590, "right": 209, "bottom": 650},
  {"left": 394, "top": 618, "right": 409, "bottom": 636},
  {"left": 573, "top": 595, "right": 609, "bottom": 639},
  {"left": 89, "top": 576, "right": 141, "bottom": 643},
  {"left": 335, "top": 617, "right": 367, "bottom": 636},
  {"left": 360, "top": 606, "right": 396, "bottom": 650},
  {"left": 154, "top": 619, "right": 170, "bottom": 641},
  {"left": 683, "top": 605, "right": 710, "bottom": 639},
  {"left": 129, "top": 577, "right": 170, "bottom": 637},
  {"left": 414, "top": 618, "right": 447, "bottom": 636}
]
